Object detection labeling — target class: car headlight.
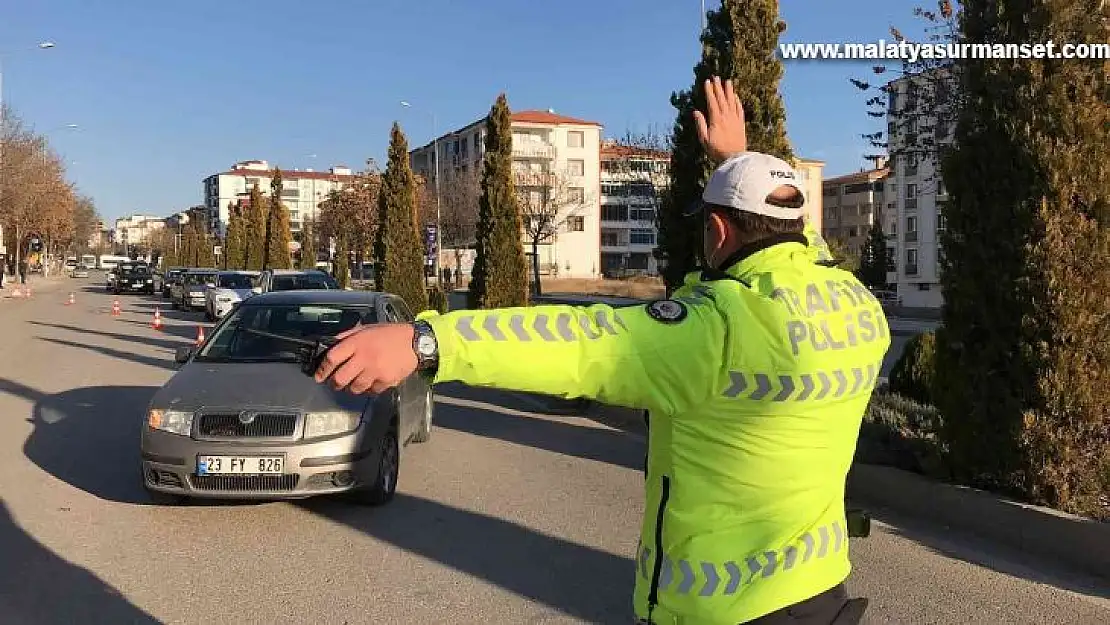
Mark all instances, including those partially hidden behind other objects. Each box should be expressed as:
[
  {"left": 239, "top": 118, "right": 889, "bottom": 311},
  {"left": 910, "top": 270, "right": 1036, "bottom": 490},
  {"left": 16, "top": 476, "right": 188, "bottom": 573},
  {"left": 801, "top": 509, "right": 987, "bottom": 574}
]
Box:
[
  {"left": 303, "top": 411, "right": 361, "bottom": 439},
  {"left": 148, "top": 409, "right": 194, "bottom": 436}
]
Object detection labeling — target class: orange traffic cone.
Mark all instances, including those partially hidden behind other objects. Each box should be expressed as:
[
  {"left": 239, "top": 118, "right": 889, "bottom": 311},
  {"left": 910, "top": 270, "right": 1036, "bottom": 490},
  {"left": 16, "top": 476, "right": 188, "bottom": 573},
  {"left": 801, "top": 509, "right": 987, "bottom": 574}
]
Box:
[
  {"left": 111, "top": 299, "right": 121, "bottom": 316},
  {"left": 152, "top": 307, "right": 164, "bottom": 331},
  {"left": 65, "top": 292, "right": 75, "bottom": 306},
  {"left": 11, "top": 286, "right": 23, "bottom": 299},
  {"left": 195, "top": 325, "right": 206, "bottom": 346},
  {"left": 26, "top": 286, "right": 32, "bottom": 299}
]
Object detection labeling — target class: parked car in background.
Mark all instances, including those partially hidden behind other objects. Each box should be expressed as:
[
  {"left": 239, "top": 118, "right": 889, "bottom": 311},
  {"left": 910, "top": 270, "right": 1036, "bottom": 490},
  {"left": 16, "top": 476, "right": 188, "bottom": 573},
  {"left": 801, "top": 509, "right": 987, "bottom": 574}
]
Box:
[
  {"left": 70, "top": 264, "right": 90, "bottom": 279},
  {"left": 205, "top": 271, "right": 260, "bottom": 320},
  {"left": 162, "top": 267, "right": 186, "bottom": 298},
  {"left": 255, "top": 269, "right": 339, "bottom": 294},
  {"left": 141, "top": 289, "right": 434, "bottom": 505},
  {"left": 174, "top": 269, "right": 218, "bottom": 311}
]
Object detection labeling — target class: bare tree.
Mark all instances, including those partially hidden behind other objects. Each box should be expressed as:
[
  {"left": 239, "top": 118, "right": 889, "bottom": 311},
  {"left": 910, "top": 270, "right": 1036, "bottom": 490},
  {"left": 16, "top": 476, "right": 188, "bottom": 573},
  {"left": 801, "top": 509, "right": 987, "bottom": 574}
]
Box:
[
  {"left": 850, "top": 0, "right": 961, "bottom": 193},
  {"left": 517, "top": 169, "right": 592, "bottom": 295},
  {"left": 423, "top": 167, "right": 480, "bottom": 288}
]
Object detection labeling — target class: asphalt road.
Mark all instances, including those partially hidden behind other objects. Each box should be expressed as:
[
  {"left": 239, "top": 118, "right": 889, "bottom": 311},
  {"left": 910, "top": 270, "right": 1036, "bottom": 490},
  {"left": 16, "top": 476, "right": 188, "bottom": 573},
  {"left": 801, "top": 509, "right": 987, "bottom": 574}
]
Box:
[{"left": 0, "top": 276, "right": 1106, "bottom": 625}]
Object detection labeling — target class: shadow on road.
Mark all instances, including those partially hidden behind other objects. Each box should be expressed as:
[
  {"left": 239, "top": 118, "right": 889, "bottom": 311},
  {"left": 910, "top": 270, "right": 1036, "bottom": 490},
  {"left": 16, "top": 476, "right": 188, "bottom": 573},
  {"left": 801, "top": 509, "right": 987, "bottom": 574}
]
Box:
[
  {"left": 117, "top": 317, "right": 209, "bottom": 341},
  {"left": 434, "top": 384, "right": 644, "bottom": 472},
  {"left": 856, "top": 504, "right": 1110, "bottom": 602},
  {"left": 0, "top": 499, "right": 160, "bottom": 624},
  {"left": 301, "top": 493, "right": 633, "bottom": 623},
  {"left": 35, "top": 337, "right": 176, "bottom": 371},
  {"left": 27, "top": 321, "right": 186, "bottom": 352},
  {"left": 1, "top": 379, "right": 159, "bottom": 505}
]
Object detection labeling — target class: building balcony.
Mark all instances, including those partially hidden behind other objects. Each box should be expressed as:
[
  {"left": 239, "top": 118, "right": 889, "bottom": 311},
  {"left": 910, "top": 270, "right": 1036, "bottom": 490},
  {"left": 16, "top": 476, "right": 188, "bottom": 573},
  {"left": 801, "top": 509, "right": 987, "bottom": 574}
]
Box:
[
  {"left": 512, "top": 143, "right": 555, "bottom": 159},
  {"left": 515, "top": 172, "right": 557, "bottom": 187}
]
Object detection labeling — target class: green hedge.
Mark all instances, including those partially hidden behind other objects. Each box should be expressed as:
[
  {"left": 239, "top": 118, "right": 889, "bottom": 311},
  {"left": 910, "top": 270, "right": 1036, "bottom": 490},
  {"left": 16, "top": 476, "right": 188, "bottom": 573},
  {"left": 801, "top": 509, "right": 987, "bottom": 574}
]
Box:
[
  {"left": 889, "top": 331, "right": 936, "bottom": 405},
  {"left": 856, "top": 391, "right": 947, "bottom": 479}
]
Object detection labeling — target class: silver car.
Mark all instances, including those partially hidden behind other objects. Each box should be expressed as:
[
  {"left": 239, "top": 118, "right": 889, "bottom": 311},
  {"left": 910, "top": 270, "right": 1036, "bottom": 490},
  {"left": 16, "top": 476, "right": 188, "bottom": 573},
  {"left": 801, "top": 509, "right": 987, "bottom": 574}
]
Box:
[
  {"left": 140, "top": 289, "right": 434, "bottom": 505},
  {"left": 175, "top": 269, "right": 218, "bottom": 311}
]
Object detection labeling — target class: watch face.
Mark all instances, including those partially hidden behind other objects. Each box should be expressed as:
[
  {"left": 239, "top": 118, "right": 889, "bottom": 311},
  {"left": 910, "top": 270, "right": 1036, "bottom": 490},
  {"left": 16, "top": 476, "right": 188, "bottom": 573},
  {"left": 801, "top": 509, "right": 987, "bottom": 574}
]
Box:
[{"left": 416, "top": 334, "right": 437, "bottom": 356}]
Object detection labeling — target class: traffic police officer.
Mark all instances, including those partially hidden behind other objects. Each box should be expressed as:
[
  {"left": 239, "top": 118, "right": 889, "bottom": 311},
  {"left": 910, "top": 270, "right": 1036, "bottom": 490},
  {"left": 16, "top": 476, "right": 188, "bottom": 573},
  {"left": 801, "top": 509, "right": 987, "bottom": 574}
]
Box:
[{"left": 315, "top": 77, "right": 890, "bottom": 624}]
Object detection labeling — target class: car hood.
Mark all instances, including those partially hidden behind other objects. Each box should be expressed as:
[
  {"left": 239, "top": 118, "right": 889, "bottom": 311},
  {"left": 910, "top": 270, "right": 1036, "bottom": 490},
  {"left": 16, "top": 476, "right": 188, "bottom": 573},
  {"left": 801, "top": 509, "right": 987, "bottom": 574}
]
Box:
[
  {"left": 210, "top": 287, "right": 252, "bottom": 300},
  {"left": 153, "top": 361, "right": 368, "bottom": 414}
]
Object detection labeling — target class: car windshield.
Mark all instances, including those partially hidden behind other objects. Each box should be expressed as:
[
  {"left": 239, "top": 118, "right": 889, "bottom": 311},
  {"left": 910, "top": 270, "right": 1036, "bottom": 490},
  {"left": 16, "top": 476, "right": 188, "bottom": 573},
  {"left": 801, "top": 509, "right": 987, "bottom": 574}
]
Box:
[
  {"left": 185, "top": 273, "right": 216, "bottom": 286},
  {"left": 124, "top": 266, "right": 151, "bottom": 277},
  {"left": 218, "top": 274, "right": 254, "bottom": 289},
  {"left": 196, "top": 303, "right": 377, "bottom": 363},
  {"left": 271, "top": 274, "right": 337, "bottom": 291}
]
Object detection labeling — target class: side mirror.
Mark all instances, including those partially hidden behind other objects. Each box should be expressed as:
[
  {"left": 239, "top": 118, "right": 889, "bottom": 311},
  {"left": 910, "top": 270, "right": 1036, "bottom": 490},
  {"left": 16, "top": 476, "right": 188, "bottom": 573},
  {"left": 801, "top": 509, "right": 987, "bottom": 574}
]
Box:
[{"left": 174, "top": 346, "right": 194, "bottom": 364}]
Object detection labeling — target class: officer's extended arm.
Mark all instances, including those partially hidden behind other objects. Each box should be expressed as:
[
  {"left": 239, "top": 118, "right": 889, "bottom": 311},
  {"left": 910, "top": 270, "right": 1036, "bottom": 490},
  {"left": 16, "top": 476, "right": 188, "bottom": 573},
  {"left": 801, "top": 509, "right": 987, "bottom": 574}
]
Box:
[{"left": 423, "top": 300, "right": 726, "bottom": 415}]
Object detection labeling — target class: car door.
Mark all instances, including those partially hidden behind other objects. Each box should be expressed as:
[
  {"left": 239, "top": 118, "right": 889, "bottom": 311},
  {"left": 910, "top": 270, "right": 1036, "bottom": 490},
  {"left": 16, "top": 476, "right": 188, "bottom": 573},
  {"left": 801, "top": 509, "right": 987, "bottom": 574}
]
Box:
[{"left": 380, "top": 298, "right": 419, "bottom": 439}]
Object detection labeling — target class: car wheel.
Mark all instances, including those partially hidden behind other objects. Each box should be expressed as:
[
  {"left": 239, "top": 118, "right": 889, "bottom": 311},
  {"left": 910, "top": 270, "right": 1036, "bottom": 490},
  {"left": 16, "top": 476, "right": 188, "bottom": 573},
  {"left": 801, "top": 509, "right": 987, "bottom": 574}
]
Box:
[
  {"left": 411, "top": 387, "right": 434, "bottom": 443},
  {"left": 350, "top": 421, "right": 399, "bottom": 506}
]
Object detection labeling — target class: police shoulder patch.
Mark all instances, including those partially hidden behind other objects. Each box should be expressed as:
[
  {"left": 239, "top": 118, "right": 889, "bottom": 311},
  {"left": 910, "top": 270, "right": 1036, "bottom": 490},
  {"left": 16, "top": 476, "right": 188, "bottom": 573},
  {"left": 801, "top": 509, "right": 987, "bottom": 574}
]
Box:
[{"left": 645, "top": 299, "right": 688, "bottom": 323}]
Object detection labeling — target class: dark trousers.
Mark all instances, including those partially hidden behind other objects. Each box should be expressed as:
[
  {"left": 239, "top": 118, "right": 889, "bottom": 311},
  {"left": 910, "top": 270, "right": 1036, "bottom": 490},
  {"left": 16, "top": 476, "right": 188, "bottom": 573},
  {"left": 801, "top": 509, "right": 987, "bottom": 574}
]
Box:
[{"left": 742, "top": 584, "right": 868, "bottom": 624}]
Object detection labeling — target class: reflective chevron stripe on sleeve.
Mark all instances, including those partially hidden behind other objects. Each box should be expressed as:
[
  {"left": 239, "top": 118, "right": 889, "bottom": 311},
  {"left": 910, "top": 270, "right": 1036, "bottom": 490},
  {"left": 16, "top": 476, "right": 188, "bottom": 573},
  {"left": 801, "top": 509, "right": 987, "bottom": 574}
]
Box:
[
  {"left": 635, "top": 520, "right": 848, "bottom": 597},
  {"left": 721, "top": 362, "right": 882, "bottom": 401},
  {"left": 453, "top": 310, "right": 626, "bottom": 343}
]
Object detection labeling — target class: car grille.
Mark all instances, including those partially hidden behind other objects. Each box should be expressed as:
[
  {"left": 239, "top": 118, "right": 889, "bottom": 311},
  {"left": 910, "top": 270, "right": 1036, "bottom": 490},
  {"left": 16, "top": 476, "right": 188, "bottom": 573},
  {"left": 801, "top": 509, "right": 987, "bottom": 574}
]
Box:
[
  {"left": 196, "top": 412, "right": 298, "bottom": 438},
  {"left": 189, "top": 475, "right": 299, "bottom": 492}
]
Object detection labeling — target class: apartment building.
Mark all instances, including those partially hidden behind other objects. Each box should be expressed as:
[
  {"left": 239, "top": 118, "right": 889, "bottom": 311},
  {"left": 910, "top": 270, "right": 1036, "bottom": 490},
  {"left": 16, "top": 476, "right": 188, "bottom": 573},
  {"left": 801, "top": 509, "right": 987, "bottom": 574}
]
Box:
[
  {"left": 821, "top": 162, "right": 897, "bottom": 287},
  {"left": 598, "top": 141, "right": 670, "bottom": 276},
  {"left": 409, "top": 110, "right": 602, "bottom": 279},
  {"left": 794, "top": 157, "right": 826, "bottom": 233},
  {"left": 886, "top": 71, "right": 953, "bottom": 308},
  {"left": 202, "top": 160, "right": 358, "bottom": 235},
  {"left": 114, "top": 214, "right": 166, "bottom": 250}
]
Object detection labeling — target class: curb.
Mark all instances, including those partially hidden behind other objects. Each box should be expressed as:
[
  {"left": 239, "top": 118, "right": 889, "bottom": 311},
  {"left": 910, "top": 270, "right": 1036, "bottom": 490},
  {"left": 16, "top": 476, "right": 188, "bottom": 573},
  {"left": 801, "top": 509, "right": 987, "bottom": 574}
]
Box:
[
  {"left": 522, "top": 394, "right": 1109, "bottom": 582},
  {"left": 846, "top": 464, "right": 1109, "bottom": 581}
]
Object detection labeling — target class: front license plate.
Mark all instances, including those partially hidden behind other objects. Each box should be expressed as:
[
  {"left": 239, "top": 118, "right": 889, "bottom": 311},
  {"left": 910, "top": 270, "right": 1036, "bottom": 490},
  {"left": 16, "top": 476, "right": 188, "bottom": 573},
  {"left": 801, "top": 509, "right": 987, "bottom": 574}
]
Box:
[{"left": 197, "top": 455, "right": 284, "bottom": 475}]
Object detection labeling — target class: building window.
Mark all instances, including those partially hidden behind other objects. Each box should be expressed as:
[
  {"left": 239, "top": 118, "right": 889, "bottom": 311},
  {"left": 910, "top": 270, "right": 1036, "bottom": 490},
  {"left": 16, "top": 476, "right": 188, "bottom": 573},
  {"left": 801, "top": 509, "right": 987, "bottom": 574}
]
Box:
[
  {"left": 568, "top": 187, "right": 585, "bottom": 204},
  {"left": 246, "top": 178, "right": 261, "bottom": 189},
  {"left": 630, "top": 207, "right": 655, "bottom": 222},
  {"left": 937, "top": 214, "right": 947, "bottom": 231},
  {"left": 936, "top": 178, "right": 947, "bottom": 196},
  {"left": 600, "top": 229, "right": 622, "bottom": 246},
  {"left": 848, "top": 226, "right": 859, "bottom": 238},
  {"left": 629, "top": 228, "right": 655, "bottom": 245},
  {"left": 281, "top": 188, "right": 299, "bottom": 198},
  {"left": 602, "top": 205, "right": 628, "bottom": 221},
  {"left": 905, "top": 248, "right": 919, "bottom": 275},
  {"left": 565, "top": 216, "right": 585, "bottom": 232},
  {"left": 905, "top": 183, "right": 917, "bottom": 199},
  {"left": 567, "top": 131, "right": 584, "bottom": 148},
  {"left": 566, "top": 159, "right": 585, "bottom": 176},
  {"left": 885, "top": 248, "right": 896, "bottom": 271}
]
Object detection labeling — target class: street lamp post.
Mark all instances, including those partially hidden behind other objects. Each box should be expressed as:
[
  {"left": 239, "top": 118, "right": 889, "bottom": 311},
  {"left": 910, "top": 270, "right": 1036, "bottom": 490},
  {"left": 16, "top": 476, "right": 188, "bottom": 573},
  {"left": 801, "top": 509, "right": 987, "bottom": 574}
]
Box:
[{"left": 400, "top": 100, "right": 442, "bottom": 284}]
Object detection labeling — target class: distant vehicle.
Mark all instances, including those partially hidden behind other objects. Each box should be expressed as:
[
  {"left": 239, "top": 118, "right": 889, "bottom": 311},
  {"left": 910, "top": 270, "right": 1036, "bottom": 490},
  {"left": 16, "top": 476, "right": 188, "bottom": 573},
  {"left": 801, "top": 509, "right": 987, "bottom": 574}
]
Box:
[
  {"left": 71, "top": 264, "right": 90, "bottom": 279},
  {"left": 112, "top": 262, "right": 155, "bottom": 295},
  {"left": 141, "top": 289, "right": 434, "bottom": 505},
  {"left": 174, "top": 269, "right": 219, "bottom": 311},
  {"left": 65, "top": 256, "right": 78, "bottom": 269},
  {"left": 80, "top": 254, "right": 97, "bottom": 269},
  {"left": 254, "top": 269, "right": 339, "bottom": 294},
  {"left": 162, "top": 267, "right": 186, "bottom": 298},
  {"left": 98, "top": 254, "right": 130, "bottom": 271},
  {"left": 205, "top": 271, "right": 260, "bottom": 321}
]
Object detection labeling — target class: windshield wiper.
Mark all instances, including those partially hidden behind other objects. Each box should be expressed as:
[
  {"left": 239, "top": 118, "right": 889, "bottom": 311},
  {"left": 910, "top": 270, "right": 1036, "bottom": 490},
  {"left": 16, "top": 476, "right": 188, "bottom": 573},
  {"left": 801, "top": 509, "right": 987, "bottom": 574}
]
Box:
[{"left": 240, "top": 328, "right": 339, "bottom": 375}]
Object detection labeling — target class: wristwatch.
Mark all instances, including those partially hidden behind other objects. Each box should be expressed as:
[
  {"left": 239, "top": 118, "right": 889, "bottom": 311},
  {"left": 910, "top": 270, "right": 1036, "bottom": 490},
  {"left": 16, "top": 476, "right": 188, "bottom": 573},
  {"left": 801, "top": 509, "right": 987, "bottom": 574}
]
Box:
[{"left": 411, "top": 320, "right": 439, "bottom": 374}]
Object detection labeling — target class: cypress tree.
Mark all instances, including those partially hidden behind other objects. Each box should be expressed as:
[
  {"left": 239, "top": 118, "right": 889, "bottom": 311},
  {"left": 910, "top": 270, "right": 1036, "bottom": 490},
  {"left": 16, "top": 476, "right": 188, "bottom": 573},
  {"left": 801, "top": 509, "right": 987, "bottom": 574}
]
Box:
[
  {"left": 857, "top": 221, "right": 889, "bottom": 289},
  {"left": 658, "top": 0, "right": 794, "bottom": 292},
  {"left": 374, "top": 123, "right": 430, "bottom": 311},
  {"left": 266, "top": 170, "right": 294, "bottom": 270},
  {"left": 224, "top": 201, "right": 245, "bottom": 269},
  {"left": 935, "top": 0, "right": 1110, "bottom": 518},
  {"left": 469, "top": 94, "right": 528, "bottom": 309},
  {"left": 245, "top": 184, "right": 267, "bottom": 270},
  {"left": 299, "top": 217, "right": 318, "bottom": 270}
]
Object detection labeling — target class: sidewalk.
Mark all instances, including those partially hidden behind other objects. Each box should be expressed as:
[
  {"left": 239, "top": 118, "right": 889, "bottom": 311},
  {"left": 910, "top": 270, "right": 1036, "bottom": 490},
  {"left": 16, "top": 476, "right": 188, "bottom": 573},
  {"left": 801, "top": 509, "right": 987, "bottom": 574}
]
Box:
[{"left": 0, "top": 274, "right": 69, "bottom": 301}]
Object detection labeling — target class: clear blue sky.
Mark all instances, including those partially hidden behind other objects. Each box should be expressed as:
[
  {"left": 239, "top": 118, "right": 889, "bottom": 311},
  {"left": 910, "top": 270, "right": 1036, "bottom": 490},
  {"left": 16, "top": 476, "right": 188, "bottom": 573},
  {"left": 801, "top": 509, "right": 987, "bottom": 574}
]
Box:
[{"left": 2, "top": 0, "right": 926, "bottom": 222}]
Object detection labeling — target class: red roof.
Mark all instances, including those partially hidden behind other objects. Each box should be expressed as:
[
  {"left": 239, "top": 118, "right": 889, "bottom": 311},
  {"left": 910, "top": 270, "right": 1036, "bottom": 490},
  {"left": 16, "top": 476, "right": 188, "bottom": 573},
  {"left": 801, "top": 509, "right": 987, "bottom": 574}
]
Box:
[
  {"left": 600, "top": 143, "right": 670, "bottom": 159},
  {"left": 511, "top": 110, "right": 601, "bottom": 127},
  {"left": 219, "top": 167, "right": 359, "bottom": 181}
]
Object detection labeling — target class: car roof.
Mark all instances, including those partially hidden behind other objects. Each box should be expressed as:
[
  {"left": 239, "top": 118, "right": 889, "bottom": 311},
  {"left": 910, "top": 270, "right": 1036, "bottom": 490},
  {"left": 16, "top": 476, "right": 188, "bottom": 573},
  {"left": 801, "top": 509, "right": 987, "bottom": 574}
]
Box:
[
  {"left": 185, "top": 268, "right": 219, "bottom": 273},
  {"left": 242, "top": 289, "right": 390, "bottom": 307},
  {"left": 217, "top": 270, "right": 258, "bottom": 275},
  {"left": 267, "top": 269, "right": 327, "bottom": 275}
]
